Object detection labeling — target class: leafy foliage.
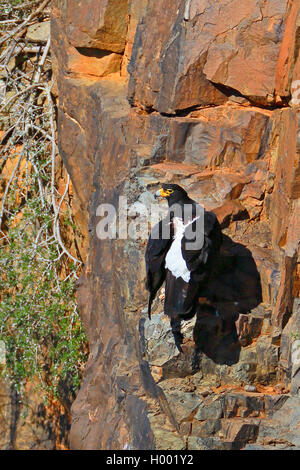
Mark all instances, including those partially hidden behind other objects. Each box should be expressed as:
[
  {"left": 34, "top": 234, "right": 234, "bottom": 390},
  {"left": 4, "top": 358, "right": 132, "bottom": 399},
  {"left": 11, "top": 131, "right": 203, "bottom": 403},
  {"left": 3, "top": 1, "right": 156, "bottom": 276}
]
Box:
[{"left": 0, "top": 0, "right": 88, "bottom": 403}]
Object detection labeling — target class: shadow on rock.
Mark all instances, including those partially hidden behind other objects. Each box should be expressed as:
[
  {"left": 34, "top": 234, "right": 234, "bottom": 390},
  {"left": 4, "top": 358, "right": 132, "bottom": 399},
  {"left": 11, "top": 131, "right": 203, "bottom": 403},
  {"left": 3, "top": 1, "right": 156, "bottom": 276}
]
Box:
[{"left": 193, "top": 234, "right": 263, "bottom": 367}]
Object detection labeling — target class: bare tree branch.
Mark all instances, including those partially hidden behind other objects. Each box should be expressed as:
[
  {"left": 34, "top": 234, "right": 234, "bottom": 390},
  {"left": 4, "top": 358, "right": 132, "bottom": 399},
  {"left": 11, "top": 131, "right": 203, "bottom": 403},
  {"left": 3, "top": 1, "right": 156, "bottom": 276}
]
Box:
[{"left": 0, "top": 0, "right": 51, "bottom": 47}]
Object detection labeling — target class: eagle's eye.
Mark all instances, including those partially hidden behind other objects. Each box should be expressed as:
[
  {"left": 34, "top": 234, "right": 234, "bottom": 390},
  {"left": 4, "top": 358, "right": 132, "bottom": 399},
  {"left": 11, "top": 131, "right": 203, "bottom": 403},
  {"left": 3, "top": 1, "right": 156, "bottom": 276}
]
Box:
[{"left": 165, "top": 189, "right": 174, "bottom": 196}]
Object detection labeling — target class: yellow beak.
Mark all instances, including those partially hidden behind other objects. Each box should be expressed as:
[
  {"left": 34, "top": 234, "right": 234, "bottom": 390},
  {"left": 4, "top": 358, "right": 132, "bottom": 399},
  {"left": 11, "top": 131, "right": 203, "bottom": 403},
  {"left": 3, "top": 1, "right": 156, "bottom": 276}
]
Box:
[{"left": 155, "top": 188, "right": 173, "bottom": 198}]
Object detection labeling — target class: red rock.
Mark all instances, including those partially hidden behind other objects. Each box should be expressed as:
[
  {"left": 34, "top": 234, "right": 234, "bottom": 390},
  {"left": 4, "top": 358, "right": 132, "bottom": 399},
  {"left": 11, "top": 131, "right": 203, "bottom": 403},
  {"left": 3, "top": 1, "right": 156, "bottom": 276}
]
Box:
[
  {"left": 128, "top": 0, "right": 227, "bottom": 113},
  {"left": 276, "top": 0, "right": 300, "bottom": 98},
  {"left": 213, "top": 200, "right": 249, "bottom": 228},
  {"left": 220, "top": 418, "right": 260, "bottom": 443},
  {"left": 62, "top": 0, "right": 129, "bottom": 53},
  {"left": 129, "top": 0, "right": 299, "bottom": 112},
  {"left": 51, "top": 0, "right": 300, "bottom": 451},
  {"left": 121, "top": 0, "right": 149, "bottom": 76}
]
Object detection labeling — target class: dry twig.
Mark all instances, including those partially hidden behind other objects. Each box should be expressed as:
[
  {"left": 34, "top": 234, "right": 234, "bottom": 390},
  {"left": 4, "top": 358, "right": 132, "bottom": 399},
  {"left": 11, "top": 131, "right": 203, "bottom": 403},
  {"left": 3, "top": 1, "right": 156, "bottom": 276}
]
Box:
[{"left": 0, "top": 0, "right": 50, "bottom": 47}]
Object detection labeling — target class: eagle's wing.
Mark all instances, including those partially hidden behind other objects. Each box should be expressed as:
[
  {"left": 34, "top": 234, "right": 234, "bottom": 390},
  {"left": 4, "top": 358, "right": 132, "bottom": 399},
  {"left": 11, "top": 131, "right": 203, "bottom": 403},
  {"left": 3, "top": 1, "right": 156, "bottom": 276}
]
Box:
[
  {"left": 145, "top": 217, "right": 173, "bottom": 319},
  {"left": 181, "top": 208, "right": 222, "bottom": 279}
]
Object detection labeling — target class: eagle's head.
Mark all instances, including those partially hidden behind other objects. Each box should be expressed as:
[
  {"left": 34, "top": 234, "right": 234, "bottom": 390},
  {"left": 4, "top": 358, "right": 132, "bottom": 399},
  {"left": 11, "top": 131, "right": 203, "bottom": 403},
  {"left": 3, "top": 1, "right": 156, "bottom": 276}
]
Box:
[{"left": 154, "top": 183, "right": 188, "bottom": 206}]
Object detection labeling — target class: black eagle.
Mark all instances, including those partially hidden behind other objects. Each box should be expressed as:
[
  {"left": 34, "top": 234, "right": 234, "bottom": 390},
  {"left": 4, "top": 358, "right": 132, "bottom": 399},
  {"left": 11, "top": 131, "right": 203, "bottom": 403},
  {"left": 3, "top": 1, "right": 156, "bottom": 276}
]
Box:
[{"left": 145, "top": 183, "right": 222, "bottom": 352}]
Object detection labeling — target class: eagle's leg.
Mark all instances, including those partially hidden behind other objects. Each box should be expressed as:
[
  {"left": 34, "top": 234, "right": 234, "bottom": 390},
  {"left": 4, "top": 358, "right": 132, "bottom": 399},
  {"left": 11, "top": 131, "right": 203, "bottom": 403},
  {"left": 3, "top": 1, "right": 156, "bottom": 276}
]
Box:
[
  {"left": 170, "top": 315, "right": 184, "bottom": 353},
  {"left": 191, "top": 347, "right": 202, "bottom": 372},
  {"left": 191, "top": 308, "right": 203, "bottom": 372}
]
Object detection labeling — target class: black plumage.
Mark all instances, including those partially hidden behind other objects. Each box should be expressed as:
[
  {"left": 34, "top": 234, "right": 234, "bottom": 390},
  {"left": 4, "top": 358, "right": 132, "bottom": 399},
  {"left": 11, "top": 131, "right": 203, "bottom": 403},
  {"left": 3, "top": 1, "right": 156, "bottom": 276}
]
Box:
[{"left": 145, "top": 183, "right": 222, "bottom": 352}]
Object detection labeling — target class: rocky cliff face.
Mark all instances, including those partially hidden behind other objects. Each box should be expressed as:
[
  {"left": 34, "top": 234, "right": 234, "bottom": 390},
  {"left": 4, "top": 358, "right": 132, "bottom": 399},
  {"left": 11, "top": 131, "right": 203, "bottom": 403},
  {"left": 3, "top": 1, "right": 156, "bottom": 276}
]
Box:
[{"left": 52, "top": 0, "right": 300, "bottom": 450}]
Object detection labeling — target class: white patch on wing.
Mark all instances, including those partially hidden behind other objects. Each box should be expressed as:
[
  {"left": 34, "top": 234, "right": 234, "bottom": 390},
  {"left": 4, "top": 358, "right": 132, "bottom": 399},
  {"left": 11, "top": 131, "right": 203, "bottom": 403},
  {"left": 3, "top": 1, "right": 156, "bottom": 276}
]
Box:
[{"left": 165, "top": 216, "right": 199, "bottom": 283}]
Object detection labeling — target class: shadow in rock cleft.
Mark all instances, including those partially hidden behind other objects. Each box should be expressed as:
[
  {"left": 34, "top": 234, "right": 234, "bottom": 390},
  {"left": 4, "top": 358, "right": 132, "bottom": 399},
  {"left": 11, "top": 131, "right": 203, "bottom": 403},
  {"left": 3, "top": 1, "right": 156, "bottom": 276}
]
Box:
[{"left": 192, "top": 233, "right": 263, "bottom": 369}]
